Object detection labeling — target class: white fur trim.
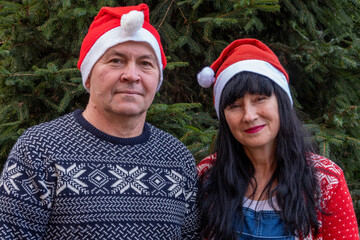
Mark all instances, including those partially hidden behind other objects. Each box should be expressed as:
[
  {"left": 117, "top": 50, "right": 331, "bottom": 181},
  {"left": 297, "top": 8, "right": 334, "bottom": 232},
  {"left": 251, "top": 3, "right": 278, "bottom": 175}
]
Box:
[
  {"left": 80, "top": 27, "right": 163, "bottom": 91},
  {"left": 213, "top": 59, "right": 293, "bottom": 118},
  {"left": 197, "top": 67, "right": 215, "bottom": 88},
  {"left": 121, "top": 10, "right": 144, "bottom": 36}
]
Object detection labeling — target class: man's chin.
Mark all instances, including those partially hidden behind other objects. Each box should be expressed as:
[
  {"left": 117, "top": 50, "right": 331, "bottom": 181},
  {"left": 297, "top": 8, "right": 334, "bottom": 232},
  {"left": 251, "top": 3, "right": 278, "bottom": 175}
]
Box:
[{"left": 111, "top": 107, "right": 146, "bottom": 118}]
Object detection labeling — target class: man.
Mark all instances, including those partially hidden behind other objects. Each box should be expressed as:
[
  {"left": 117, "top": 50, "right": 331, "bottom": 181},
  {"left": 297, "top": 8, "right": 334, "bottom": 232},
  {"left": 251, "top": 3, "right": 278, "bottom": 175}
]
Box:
[{"left": 0, "top": 4, "right": 199, "bottom": 239}]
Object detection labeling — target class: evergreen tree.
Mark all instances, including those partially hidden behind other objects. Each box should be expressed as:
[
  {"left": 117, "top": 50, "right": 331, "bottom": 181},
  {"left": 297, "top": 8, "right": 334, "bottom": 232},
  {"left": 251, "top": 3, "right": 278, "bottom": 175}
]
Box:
[{"left": 1, "top": 0, "right": 359, "bottom": 221}]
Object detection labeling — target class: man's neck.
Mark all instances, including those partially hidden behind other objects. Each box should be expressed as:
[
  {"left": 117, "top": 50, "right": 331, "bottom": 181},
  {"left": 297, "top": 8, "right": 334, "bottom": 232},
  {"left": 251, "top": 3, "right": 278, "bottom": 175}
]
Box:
[{"left": 82, "top": 107, "right": 146, "bottom": 138}]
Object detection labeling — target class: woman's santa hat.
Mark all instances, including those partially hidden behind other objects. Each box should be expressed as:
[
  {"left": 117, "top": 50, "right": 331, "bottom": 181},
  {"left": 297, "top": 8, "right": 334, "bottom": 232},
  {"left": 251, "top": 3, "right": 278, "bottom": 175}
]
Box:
[
  {"left": 197, "top": 38, "right": 292, "bottom": 118},
  {"left": 77, "top": 4, "right": 167, "bottom": 91}
]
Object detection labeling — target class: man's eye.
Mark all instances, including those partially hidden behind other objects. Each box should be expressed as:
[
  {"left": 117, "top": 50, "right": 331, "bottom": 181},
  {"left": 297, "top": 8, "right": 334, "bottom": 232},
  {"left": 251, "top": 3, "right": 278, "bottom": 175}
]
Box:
[
  {"left": 110, "top": 58, "right": 122, "bottom": 64},
  {"left": 141, "top": 61, "right": 152, "bottom": 66}
]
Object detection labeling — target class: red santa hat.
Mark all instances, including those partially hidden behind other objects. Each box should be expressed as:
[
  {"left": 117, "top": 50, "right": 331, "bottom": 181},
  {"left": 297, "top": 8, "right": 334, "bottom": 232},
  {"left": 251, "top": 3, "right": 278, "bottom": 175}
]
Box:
[
  {"left": 77, "top": 4, "right": 167, "bottom": 91},
  {"left": 197, "top": 38, "right": 292, "bottom": 117}
]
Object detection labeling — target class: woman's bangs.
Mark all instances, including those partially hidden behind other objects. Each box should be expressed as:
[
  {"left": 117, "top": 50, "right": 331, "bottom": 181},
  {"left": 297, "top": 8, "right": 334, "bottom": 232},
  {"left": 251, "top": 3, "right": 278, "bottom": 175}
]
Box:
[{"left": 221, "top": 72, "right": 275, "bottom": 108}]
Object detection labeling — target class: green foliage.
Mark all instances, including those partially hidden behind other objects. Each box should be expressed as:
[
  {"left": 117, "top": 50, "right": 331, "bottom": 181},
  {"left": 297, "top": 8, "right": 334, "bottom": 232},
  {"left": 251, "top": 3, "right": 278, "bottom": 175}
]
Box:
[
  {"left": 147, "top": 103, "right": 217, "bottom": 160},
  {"left": 0, "top": 0, "right": 360, "bottom": 224}
]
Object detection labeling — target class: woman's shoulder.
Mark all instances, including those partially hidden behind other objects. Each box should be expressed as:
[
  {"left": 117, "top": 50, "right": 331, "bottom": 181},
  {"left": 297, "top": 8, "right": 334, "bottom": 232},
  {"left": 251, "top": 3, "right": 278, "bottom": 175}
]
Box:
[
  {"left": 308, "top": 153, "right": 347, "bottom": 202},
  {"left": 197, "top": 153, "right": 217, "bottom": 177},
  {"left": 308, "top": 153, "right": 343, "bottom": 178}
]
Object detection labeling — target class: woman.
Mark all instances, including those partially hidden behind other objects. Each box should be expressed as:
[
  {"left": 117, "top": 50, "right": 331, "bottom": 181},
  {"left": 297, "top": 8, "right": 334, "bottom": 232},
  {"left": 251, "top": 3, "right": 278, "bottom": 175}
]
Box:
[{"left": 196, "top": 38, "right": 358, "bottom": 239}]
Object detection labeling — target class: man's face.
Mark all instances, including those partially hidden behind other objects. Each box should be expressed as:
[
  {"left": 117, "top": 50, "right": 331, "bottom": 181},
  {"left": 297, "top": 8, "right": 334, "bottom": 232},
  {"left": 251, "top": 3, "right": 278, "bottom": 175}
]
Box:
[{"left": 85, "top": 41, "right": 160, "bottom": 119}]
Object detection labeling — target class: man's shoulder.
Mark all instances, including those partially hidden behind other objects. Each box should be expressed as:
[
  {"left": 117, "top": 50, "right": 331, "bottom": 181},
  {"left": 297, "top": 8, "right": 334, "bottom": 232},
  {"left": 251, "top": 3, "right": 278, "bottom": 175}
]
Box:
[
  {"left": 146, "top": 123, "right": 194, "bottom": 160},
  {"left": 147, "top": 123, "right": 186, "bottom": 146},
  {"left": 8, "top": 111, "right": 77, "bottom": 163},
  {"left": 21, "top": 111, "right": 76, "bottom": 139}
]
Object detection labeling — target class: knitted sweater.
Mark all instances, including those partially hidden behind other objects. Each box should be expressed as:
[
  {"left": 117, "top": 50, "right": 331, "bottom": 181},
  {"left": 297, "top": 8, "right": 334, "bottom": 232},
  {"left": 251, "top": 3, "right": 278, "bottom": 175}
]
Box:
[
  {"left": 0, "top": 109, "right": 199, "bottom": 240},
  {"left": 197, "top": 153, "right": 359, "bottom": 240}
]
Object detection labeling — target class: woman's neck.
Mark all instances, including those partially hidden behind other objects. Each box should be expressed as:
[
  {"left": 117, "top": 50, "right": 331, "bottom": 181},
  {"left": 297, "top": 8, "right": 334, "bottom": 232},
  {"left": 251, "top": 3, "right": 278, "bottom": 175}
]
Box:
[{"left": 244, "top": 147, "right": 277, "bottom": 201}]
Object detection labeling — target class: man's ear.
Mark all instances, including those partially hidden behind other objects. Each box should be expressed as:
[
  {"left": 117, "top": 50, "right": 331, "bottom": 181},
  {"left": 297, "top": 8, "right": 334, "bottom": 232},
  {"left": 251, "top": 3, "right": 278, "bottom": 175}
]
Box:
[{"left": 85, "top": 77, "right": 91, "bottom": 91}]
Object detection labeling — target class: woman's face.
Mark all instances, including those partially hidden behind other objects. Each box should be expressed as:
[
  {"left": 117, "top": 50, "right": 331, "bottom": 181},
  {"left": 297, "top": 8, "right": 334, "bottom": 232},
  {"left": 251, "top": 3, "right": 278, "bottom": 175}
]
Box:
[{"left": 224, "top": 92, "right": 280, "bottom": 154}]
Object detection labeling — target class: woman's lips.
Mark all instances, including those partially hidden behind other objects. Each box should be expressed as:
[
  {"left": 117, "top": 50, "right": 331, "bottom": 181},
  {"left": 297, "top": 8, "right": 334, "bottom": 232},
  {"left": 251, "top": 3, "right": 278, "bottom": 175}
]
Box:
[{"left": 244, "top": 125, "right": 265, "bottom": 133}]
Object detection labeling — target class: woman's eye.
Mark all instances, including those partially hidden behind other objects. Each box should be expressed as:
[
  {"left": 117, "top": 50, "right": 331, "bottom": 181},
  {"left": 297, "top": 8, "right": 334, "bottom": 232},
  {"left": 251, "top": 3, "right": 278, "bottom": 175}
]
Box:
[
  {"left": 228, "top": 104, "right": 242, "bottom": 109},
  {"left": 256, "top": 96, "right": 267, "bottom": 101}
]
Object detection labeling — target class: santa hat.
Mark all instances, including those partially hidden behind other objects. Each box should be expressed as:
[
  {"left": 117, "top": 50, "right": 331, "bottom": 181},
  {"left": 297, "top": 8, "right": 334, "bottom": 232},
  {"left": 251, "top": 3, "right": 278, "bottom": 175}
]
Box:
[
  {"left": 77, "top": 4, "right": 167, "bottom": 91},
  {"left": 197, "top": 38, "right": 292, "bottom": 118}
]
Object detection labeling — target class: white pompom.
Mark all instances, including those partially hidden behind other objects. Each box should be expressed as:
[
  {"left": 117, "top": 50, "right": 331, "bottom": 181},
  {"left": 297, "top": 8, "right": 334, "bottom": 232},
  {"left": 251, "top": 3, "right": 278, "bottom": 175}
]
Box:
[
  {"left": 197, "top": 67, "right": 215, "bottom": 88},
  {"left": 121, "top": 10, "right": 144, "bottom": 35}
]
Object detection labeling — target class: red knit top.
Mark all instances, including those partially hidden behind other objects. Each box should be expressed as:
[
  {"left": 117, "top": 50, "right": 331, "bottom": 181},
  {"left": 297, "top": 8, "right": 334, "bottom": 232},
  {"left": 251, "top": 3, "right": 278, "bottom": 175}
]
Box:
[{"left": 197, "top": 153, "right": 359, "bottom": 239}]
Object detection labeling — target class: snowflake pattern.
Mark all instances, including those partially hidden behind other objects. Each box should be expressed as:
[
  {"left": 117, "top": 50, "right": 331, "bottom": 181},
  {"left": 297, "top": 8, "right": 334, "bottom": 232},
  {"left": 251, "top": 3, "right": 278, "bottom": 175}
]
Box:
[
  {"left": 166, "top": 170, "right": 184, "bottom": 198},
  {"left": 109, "top": 166, "right": 148, "bottom": 194},
  {"left": 0, "top": 162, "right": 23, "bottom": 194},
  {"left": 54, "top": 163, "right": 88, "bottom": 195}
]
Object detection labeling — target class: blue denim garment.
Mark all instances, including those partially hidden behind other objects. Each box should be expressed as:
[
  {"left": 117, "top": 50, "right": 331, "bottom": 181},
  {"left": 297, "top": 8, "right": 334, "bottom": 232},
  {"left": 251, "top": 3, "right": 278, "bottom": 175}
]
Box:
[{"left": 233, "top": 207, "right": 295, "bottom": 240}]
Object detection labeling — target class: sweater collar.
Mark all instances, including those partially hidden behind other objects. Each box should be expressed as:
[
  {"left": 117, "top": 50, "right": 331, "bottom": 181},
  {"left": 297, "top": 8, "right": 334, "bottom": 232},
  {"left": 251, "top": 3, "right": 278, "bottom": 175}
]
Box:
[{"left": 74, "top": 109, "right": 151, "bottom": 145}]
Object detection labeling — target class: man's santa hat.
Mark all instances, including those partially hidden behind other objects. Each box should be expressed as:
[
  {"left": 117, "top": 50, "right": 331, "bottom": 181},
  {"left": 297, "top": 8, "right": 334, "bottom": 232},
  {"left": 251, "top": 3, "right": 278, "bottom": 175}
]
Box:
[
  {"left": 77, "top": 4, "right": 167, "bottom": 91},
  {"left": 197, "top": 38, "right": 292, "bottom": 117}
]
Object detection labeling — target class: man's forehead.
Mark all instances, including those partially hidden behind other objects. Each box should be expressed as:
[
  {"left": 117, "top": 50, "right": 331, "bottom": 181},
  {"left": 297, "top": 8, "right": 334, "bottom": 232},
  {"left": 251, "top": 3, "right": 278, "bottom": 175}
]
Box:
[{"left": 106, "top": 41, "right": 157, "bottom": 57}]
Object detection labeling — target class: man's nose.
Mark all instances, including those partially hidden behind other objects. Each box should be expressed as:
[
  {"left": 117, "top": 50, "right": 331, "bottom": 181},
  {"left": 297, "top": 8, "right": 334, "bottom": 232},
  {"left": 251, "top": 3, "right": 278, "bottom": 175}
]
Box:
[{"left": 120, "top": 62, "right": 140, "bottom": 82}]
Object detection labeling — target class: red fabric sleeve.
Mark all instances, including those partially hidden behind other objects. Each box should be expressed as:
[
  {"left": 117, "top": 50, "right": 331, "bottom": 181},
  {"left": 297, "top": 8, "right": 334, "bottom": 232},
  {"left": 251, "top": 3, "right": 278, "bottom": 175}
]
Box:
[
  {"left": 196, "top": 154, "right": 216, "bottom": 177},
  {"left": 320, "top": 170, "right": 359, "bottom": 239}
]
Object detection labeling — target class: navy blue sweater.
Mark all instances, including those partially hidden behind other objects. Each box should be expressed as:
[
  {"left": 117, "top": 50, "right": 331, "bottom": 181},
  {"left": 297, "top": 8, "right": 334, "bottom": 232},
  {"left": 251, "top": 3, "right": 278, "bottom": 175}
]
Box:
[{"left": 0, "top": 110, "right": 199, "bottom": 239}]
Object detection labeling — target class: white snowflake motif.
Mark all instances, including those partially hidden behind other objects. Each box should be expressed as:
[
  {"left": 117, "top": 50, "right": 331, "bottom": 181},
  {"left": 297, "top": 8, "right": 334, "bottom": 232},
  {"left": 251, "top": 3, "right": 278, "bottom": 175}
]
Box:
[
  {"left": 0, "top": 162, "right": 23, "bottom": 194},
  {"left": 54, "top": 163, "right": 88, "bottom": 195},
  {"left": 166, "top": 170, "right": 185, "bottom": 198},
  {"left": 109, "top": 166, "right": 148, "bottom": 194}
]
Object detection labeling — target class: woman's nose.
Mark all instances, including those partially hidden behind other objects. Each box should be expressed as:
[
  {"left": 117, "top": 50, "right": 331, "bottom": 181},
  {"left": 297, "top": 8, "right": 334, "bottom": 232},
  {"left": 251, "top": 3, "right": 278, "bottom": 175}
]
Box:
[{"left": 242, "top": 104, "right": 258, "bottom": 122}]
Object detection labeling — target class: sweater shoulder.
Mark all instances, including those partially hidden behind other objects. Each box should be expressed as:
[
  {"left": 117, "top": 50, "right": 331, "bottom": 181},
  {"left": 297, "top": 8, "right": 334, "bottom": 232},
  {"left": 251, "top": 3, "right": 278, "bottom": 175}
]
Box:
[
  {"left": 146, "top": 124, "right": 195, "bottom": 166},
  {"left": 21, "top": 111, "right": 75, "bottom": 139},
  {"left": 308, "top": 153, "right": 343, "bottom": 178},
  {"left": 308, "top": 153, "right": 345, "bottom": 204},
  {"left": 147, "top": 123, "right": 189, "bottom": 150},
  {"left": 7, "top": 112, "right": 76, "bottom": 171}
]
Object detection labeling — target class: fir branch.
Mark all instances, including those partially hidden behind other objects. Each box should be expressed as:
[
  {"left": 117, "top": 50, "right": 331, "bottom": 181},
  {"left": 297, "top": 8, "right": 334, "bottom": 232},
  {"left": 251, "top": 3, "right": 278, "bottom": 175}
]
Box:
[
  {"left": 157, "top": 0, "right": 175, "bottom": 30},
  {"left": 175, "top": 2, "right": 188, "bottom": 24},
  {"left": 166, "top": 61, "right": 189, "bottom": 70},
  {"left": 0, "top": 120, "right": 22, "bottom": 128},
  {"left": 7, "top": 73, "right": 41, "bottom": 77}
]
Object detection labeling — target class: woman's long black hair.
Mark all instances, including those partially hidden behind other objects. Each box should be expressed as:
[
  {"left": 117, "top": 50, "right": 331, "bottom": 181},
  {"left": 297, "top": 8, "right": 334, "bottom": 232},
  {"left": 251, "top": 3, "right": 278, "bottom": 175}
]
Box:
[{"left": 198, "top": 72, "right": 320, "bottom": 240}]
